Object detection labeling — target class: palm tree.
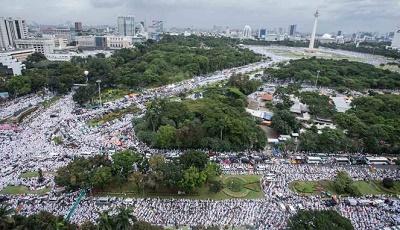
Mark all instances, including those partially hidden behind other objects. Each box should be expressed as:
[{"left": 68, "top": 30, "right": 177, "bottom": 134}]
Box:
[
  {"left": 114, "top": 208, "right": 136, "bottom": 230},
  {"left": 97, "top": 211, "right": 113, "bottom": 230},
  {"left": 0, "top": 204, "right": 15, "bottom": 229}
]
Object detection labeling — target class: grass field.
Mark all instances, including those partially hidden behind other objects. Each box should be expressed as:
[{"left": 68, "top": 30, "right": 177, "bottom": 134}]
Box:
[
  {"left": 0, "top": 185, "right": 50, "bottom": 195},
  {"left": 41, "top": 96, "right": 60, "bottom": 108},
  {"left": 87, "top": 105, "right": 139, "bottom": 127},
  {"left": 20, "top": 171, "right": 39, "bottom": 179},
  {"left": 97, "top": 175, "right": 264, "bottom": 200},
  {"left": 290, "top": 180, "right": 400, "bottom": 196},
  {"left": 95, "top": 88, "right": 133, "bottom": 103}
]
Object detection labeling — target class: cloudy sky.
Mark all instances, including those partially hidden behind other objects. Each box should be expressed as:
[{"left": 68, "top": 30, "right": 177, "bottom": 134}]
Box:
[{"left": 1, "top": 0, "right": 399, "bottom": 33}]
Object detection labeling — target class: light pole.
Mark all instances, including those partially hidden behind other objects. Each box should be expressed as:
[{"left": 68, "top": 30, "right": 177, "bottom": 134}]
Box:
[
  {"left": 84, "top": 70, "right": 89, "bottom": 84},
  {"left": 314, "top": 70, "right": 320, "bottom": 89},
  {"left": 96, "top": 80, "right": 102, "bottom": 107}
]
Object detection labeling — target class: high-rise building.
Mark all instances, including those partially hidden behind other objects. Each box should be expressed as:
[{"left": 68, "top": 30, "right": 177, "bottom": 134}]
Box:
[
  {"left": 337, "top": 30, "right": 342, "bottom": 36},
  {"left": 0, "top": 17, "right": 28, "bottom": 50},
  {"left": 148, "top": 20, "right": 164, "bottom": 40},
  {"left": 74, "top": 22, "right": 83, "bottom": 32},
  {"left": 259, "top": 28, "right": 267, "bottom": 39},
  {"left": 117, "top": 16, "right": 135, "bottom": 36},
  {"left": 289, "top": 24, "right": 297, "bottom": 36},
  {"left": 391, "top": 28, "right": 400, "bottom": 50}
]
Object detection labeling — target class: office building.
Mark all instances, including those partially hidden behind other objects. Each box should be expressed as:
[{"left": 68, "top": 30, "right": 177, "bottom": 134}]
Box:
[
  {"left": 289, "top": 24, "right": 297, "bottom": 36},
  {"left": 41, "top": 27, "right": 72, "bottom": 43},
  {"left": 14, "top": 38, "right": 55, "bottom": 54},
  {"left": 75, "top": 35, "right": 133, "bottom": 50},
  {"left": 106, "top": 36, "right": 133, "bottom": 49},
  {"left": 118, "top": 16, "right": 135, "bottom": 36},
  {"left": 148, "top": 20, "right": 164, "bottom": 40},
  {"left": 337, "top": 30, "right": 342, "bottom": 36},
  {"left": 391, "top": 28, "right": 400, "bottom": 50},
  {"left": 259, "top": 28, "right": 267, "bottom": 39},
  {"left": 0, "top": 17, "right": 28, "bottom": 50},
  {"left": 0, "top": 49, "right": 34, "bottom": 76},
  {"left": 75, "top": 22, "right": 83, "bottom": 32}
]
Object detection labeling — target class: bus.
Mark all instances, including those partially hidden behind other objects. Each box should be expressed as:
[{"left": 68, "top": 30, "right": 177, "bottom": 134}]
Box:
[
  {"left": 334, "top": 157, "right": 351, "bottom": 165},
  {"left": 365, "top": 157, "right": 389, "bottom": 165},
  {"left": 306, "top": 156, "right": 323, "bottom": 164}
]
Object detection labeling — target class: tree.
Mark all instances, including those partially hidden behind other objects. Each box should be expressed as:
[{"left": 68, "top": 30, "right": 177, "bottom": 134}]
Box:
[
  {"left": 287, "top": 210, "right": 354, "bottom": 230},
  {"left": 26, "top": 52, "right": 47, "bottom": 63},
  {"left": 97, "top": 211, "right": 114, "bottom": 230},
  {"left": 91, "top": 166, "right": 113, "bottom": 189},
  {"left": 38, "top": 168, "right": 44, "bottom": 183},
  {"left": 227, "top": 74, "right": 261, "bottom": 95},
  {"left": 333, "top": 171, "right": 356, "bottom": 195},
  {"left": 179, "top": 151, "right": 208, "bottom": 170},
  {"left": 0, "top": 204, "right": 14, "bottom": 229},
  {"left": 73, "top": 84, "right": 97, "bottom": 105},
  {"left": 209, "top": 180, "right": 223, "bottom": 193},
  {"left": 179, "top": 166, "right": 207, "bottom": 193},
  {"left": 204, "top": 162, "right": 222, "bottom": 181},
  {"left": 6, "top": 76, "right": 31, "bottom": 97},
  {"left": 112, "top": 150, "right": 142, "bottom": 180},
  {"left": 271, "top": 109, "right": 299, "bottom": 134},
  {"left": 114, "top": 208, "right": 137, "bottom": 230},
  {"left": 155, "top": 124, "right": 176, "bottom": 148},
  {"left": 382, "top": 178, "right": 394, "bottom": 189}
]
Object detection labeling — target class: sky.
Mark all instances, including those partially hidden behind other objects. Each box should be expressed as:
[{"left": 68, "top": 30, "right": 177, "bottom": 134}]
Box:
[{"left": 1, "top": 0, "right": 399, "bottom": 33}]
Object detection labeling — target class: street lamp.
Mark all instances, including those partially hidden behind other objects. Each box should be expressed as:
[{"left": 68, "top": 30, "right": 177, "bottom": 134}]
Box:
[
  {"left": 96, "top": 80, "right": 102, "bottom": 107},
  {"left": 84, "top": 70, "right": 89, "bottom": 84},
  {"left": 314, "top": 70, "right": 320, "bottom": 89}
]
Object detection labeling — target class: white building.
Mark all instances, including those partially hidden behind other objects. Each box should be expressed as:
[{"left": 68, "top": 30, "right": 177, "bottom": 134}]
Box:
[
  {"left": 42, "top": 34, "right": 69, "bottom": 49},
  {"left": 105, "top": 35, "right": 133, "bottom": 49},
  {"left": 76, "top": 35, "right": 133, "bottom": 50},
  {"left": 75, "top": 36, "right": 96, "bottom": 48},
  {"left": 331, "top": 96, "right": 351, "bottom": 113},
  {"left": 391, "top": 28, "right": 400, "bottom": 50},
  {"left": 242, "top": 25, "right": 252, "bottom": 39},
  {"left": 0, "top": 49, "right": 34, "bottom": 76},
  {"left": 118, "top": 16, "right": 135, "bottom": 36},
  {"left": 42, "top": 27, "right": 72, "bottom": 43},
  {"left": 14, "top": 38, "right": 55, "bottom": 54},
  {"left": 45, "top": 50, "right": 112, "bottom": 62},
  {"left": 0, "top": 17, "right": 28, "bottom": 50},
  {"left": 319, "top": 33, "right": 335, "bottom": 44}
]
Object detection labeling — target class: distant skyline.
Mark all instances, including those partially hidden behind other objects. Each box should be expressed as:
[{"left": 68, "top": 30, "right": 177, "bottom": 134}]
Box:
[{"left": 0, "top": 0, "right": 399, "bottom": 33}]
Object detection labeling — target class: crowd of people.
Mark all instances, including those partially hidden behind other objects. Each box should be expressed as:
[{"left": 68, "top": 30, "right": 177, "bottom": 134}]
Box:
[
  {"left": 0, "top": 55, "right": 399, "bottom": 229},
  {"left": 3, "top": 164, "right": 399, "bottom": 229}
]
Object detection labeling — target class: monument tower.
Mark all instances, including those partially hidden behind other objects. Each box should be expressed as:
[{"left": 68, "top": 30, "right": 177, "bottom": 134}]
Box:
[{"left": 306, "top": 9, "right": 319, "bottom": 52}]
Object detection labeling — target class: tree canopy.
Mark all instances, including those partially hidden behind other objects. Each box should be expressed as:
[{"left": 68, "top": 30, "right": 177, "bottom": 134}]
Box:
[
  {"left": 264, "top": 57, "right": 400, "bottom": 90},
  {"left": 2, "top": 35, "right": 261, "bottom": 101},
  {"left": 287, "top": 210, "right": 354, "bottom": 230},
  {"left": 134, "top": 82, "right": 266, "bottom": 151},
  {"left": 334, "top": 94, "right": 400, "bottom": 154}
]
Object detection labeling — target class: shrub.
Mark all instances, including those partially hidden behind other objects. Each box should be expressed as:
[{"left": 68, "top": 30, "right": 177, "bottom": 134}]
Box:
[
  {"left": 209, "top": 180, "right": 223, "bottom": 193},
  {"left": 382, "top": 178, "right": 394, "bottom": 189}
]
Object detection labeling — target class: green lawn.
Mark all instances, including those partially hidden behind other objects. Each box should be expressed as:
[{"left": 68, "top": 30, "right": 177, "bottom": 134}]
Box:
[
  {"left": 0, "top": 185, "right": 50, "bottom": 195},
  {"left": 95, "top": 88, "right": 133, "bottom": 103},
  {"left": 41, "top": 96, "right": 60, "bottom": 108},
  {"left": 290, "top": 180, "right": 400, "bottom": 196},
  {"left": 290, "top": 181, "right": 318, "bottom": 194},
  {"left": 20, "top": 171, "right": 39, "bottom": 179},
  {"left": 97, "top": 175, "right": 264, "bottom": 200},
  {"left": 87, "top": 105, "right": 139, "bottom": 127}
]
